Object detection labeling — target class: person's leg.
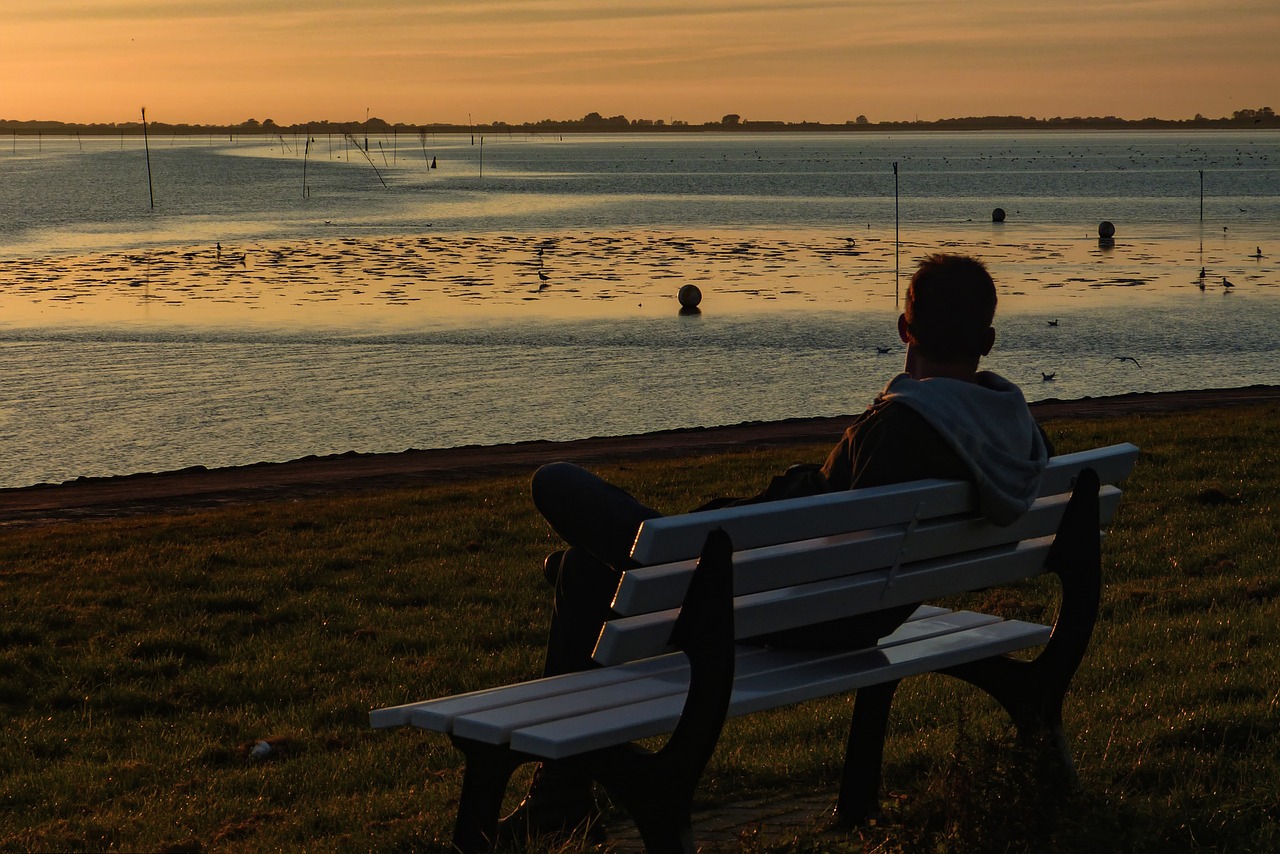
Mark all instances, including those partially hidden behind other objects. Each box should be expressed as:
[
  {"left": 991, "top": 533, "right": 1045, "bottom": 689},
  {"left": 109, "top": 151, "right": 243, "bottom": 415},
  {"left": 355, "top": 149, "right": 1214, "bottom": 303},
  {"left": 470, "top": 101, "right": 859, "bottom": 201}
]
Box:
[
  {"left": 532, "top": 462, "right": 663, "bottom": 570},
  {"left": 503, "top": 465, "right": 662, "bottom": 841},
  {"left": 540, "top": 548, "right": 622, "bottom": 677}
]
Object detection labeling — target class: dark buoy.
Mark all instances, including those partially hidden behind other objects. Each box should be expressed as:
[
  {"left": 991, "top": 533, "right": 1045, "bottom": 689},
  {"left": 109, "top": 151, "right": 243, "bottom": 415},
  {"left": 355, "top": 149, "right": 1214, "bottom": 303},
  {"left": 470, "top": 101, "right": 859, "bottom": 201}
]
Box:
[
  {"left": 992, "top": 207, "right": 1006, "bottom": 223},
  {"left": 1098, "top": 220, "right": 1116, "bottom": 239},
  {"left": 677, "top": 284, "right": 702, "bottom": 310}
]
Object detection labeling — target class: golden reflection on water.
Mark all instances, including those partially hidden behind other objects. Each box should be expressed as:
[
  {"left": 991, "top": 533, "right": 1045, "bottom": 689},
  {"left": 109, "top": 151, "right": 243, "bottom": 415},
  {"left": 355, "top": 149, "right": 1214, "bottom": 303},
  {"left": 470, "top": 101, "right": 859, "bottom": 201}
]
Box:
[{"left": 0, "top": 226, "right": 1272, "bottom": 330}]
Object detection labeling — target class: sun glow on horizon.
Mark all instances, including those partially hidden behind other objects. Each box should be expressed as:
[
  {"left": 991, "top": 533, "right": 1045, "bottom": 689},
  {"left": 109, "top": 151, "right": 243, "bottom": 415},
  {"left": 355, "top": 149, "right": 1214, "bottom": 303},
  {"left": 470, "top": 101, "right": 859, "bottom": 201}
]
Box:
[{"left": 2, "top": 0, "right": 1277, "bottom": 126}]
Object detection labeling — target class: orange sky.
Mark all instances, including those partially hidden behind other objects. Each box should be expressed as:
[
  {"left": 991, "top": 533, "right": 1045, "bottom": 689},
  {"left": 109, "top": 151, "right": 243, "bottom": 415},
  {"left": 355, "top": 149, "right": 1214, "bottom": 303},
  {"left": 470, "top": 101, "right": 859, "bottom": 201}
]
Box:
[{"left": 3, "top": 0, "right": 1277, "bottom": 126}]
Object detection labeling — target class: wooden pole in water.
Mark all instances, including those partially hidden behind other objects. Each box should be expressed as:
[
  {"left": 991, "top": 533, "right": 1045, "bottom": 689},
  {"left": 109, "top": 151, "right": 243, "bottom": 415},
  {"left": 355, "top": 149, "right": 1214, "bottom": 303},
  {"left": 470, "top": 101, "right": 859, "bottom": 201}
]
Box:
[
  {"left": 142, "top": 107, "right": 155, "bottom": 209},
  {"left": 303, "top": 129, "right": 311, "bottom": 199},
  {"left": 893, "top": 161, "right": 899, "bottom": 307}
]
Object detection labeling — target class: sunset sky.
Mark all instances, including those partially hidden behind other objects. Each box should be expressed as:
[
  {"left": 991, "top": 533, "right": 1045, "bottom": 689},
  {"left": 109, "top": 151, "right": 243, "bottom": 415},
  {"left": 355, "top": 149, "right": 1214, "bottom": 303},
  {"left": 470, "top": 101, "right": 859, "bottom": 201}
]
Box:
[{"left": 4, "top": 0, "right": 1276, "bottom": 126}]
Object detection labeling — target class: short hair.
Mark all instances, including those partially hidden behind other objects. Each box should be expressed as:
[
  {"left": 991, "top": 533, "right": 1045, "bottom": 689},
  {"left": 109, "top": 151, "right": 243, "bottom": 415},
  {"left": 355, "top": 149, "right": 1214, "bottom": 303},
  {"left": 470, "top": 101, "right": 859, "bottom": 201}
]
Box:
[{"left": 904, "top": 254, "right": 997, "bottom": 362}]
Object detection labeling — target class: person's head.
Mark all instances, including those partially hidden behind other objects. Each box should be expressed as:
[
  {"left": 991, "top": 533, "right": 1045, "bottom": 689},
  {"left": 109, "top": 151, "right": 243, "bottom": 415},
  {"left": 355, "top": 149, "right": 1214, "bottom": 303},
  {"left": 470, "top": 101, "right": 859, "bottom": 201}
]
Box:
[{"left": 899, "top": 253, "right": 997, "bottom": 371}]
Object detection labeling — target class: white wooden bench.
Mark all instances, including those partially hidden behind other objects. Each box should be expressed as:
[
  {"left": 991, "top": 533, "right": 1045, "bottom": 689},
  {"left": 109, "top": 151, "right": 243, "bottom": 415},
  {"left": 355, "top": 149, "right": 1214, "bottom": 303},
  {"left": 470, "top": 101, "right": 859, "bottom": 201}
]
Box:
[{"left": 372, "top": 443, "right": 1139, "bottom": 852}]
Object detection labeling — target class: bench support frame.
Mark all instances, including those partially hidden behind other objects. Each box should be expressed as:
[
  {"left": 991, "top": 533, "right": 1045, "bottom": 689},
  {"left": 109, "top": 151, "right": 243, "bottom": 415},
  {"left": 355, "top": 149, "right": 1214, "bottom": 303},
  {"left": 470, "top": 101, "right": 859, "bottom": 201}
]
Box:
[
  {"left": 448, "top": 530, "right": 736, "bottom": 853},
  {"left": 835, "top": 468, "right": 1103, "bottom": 823}
]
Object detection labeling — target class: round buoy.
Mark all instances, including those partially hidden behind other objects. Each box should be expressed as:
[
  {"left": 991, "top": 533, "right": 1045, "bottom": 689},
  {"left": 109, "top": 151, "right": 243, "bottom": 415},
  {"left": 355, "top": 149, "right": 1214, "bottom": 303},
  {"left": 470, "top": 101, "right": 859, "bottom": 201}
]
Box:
[
  {"left": 992, "top": 208, "right": 1006, "bottom": 223},
  {"left": 677, "top": 284, "right": 702, "bottom": 309},
  {"left": 1098, "top": 221, "right": 1116, "bottom": 239}
]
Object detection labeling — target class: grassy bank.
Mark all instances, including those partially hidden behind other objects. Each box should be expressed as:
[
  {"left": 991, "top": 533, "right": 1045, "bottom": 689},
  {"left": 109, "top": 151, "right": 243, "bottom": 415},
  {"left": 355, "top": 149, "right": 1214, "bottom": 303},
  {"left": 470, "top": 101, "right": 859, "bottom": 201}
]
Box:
[{"left": 2, "top": 404, "right": 1278, "bottom": 852}]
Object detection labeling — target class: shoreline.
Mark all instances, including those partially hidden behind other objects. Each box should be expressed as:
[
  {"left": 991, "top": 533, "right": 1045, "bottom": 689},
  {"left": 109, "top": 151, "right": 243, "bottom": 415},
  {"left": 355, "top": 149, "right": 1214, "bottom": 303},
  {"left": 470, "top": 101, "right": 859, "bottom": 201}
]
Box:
[{"left": 2, "top": 384, "right": 1277, "bottom": 526}]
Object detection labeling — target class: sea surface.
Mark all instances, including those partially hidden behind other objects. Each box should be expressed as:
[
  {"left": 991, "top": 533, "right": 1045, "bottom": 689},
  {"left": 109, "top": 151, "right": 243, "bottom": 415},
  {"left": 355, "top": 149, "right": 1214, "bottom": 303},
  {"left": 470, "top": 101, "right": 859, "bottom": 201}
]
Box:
[{"left": 1, "top": 130, "right": 1277, "bottom": 488}]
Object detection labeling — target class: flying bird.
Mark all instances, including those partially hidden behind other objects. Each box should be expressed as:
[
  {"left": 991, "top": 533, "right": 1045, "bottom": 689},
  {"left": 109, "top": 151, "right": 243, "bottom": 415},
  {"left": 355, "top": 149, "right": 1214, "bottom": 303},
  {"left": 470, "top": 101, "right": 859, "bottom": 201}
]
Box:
[
  {"left": 1041, "top": 372, "right": 1056, "bottom": 381},
  {"left": 1111, "top": 356, "right": 1142, "bottom": 368}
]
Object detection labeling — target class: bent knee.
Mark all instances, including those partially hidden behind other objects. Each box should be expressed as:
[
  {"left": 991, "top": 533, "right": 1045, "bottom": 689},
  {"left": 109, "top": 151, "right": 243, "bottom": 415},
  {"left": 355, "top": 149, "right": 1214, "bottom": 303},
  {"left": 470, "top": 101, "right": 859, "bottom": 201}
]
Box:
[{"left": 531, "top": 461, "right": 586, "bottom": 506}]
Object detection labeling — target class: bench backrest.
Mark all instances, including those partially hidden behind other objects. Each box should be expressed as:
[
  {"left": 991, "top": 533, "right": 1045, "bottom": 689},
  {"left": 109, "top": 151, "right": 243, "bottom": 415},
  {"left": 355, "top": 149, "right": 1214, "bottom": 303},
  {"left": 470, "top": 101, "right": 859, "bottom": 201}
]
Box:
[{"left": 593, "top": 443, "right": 1138, "bottom": 666}]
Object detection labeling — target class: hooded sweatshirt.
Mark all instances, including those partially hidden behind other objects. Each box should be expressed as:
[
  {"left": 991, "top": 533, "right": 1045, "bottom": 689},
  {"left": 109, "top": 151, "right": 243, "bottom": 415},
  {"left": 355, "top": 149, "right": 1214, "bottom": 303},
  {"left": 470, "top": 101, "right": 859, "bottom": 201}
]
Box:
[
  {"left": 720, "top": 370, "right": 1050, "bottom": 526},
  {"left": 872, "top": 371, "right": 1049, "bottom": 525}
]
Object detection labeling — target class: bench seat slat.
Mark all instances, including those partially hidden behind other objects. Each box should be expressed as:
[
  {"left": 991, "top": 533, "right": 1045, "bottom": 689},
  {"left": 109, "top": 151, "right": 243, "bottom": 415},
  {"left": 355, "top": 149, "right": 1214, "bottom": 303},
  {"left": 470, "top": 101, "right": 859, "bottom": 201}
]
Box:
[
  {"left": 378, "top": 606, "right": 998, "bottom": 742},
  {"left": 369, "top": 653, "right": 688, "bottom": 730},
  {"left": 614, "top": 487, "right": 1122, "bottom": 615},
  {"left": 596, "top": 537, "right": 1056, "bottom": 665},
  {"left": 511, "top": 619, "right": 1050, "bottom": 759},
  {"left": 369, "top": 604, "right": 958, "bottom": 730},
  {"left": 437, "top": 610, "right": 1008, "bottom": 744}
]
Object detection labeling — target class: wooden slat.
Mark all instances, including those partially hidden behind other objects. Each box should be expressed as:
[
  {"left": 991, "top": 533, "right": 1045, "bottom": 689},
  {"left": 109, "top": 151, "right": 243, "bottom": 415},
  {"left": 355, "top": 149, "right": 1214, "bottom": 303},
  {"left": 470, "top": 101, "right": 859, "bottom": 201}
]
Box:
[
  {"left": 629, "top": 480, "right": 975, "bottom": 566},
  {"left": 450, "top": 672, "right": 694, "bottom": 744},
  {"left": 613, "top": 487, "right": 1121, "bottom": 615},
  {"left": 369, "top": 652, "right": 688, "bottom": 729},
  {"left": 1037, "top": 443, "right": 1139, "bottom": 496},
  {"left": 628, "top": 443, "right": 1138, "bottom": 566},
  {"left": 370, "top": 605, "right": 955, "bottom": 730},
  {"left": 449, "top": 610, "right": 1010, "bottom": 746},
  {"left": 514, "top": 619, "right": 1050, "bottom": 759},
  {"left": 727, "top": 621, "right": 1050, "bottom": 716},
  {"left": 595, "top": 537, "right": 1055, "bottom": 665}
]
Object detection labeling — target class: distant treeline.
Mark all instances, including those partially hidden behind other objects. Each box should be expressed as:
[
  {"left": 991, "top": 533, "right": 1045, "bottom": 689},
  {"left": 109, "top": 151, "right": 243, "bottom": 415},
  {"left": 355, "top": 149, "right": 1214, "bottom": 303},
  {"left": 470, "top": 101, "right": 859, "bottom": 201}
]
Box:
[{"left": 2, "top": 107, "right": 1277, "bottom": 135}]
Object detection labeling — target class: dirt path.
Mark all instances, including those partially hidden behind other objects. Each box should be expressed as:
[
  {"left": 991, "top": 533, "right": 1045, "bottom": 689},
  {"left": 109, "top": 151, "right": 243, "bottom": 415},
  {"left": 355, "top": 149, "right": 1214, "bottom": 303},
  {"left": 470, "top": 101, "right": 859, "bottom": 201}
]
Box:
[{"left": 2, "top": 385, "right": 1276, "bottom": 525}]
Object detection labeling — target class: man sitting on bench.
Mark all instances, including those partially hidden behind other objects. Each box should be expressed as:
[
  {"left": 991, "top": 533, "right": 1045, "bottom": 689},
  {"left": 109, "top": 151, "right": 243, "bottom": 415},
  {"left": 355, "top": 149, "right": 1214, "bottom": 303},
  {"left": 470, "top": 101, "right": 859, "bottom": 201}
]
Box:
[{"left": 502, "top": 252, "right": 1053, "bottom": 843}]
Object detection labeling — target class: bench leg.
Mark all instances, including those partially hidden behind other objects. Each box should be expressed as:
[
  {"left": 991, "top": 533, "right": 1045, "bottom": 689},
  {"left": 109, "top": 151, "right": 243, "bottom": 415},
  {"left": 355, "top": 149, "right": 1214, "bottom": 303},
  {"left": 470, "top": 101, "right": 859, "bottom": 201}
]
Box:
[
  {"left": 940, "top": 656, "right": 1078, "bottom": 783},
  {"left": 940, "top": 467, "right": 1103, "bottom": 786},
  {"left": 561, "top": 529, "right": 734, "bottom": 853},
  {"left": 581, "top": 747, "right": 697, "bottom": 854},
  {"left": 450, "top": 738, "right": 527, "bottom": 853},
  {"left": 836, "top": 679, "right": 901, "bottom": 825},
  {"left": 631, "top": 803, "right": 696, "bottom": 854}
]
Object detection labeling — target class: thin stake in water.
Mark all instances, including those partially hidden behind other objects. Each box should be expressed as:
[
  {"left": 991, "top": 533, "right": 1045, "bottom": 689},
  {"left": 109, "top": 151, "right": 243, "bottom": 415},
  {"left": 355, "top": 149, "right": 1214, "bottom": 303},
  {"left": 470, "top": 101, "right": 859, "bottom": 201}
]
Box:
[
  {"left": 142, "top": 107, "right": 154, "bottom": 209},
  {"left": 894, "top": 161, "right": 899, "bottom": 307},
  {"left": 343, "top": 132, "right": 388, "bottom": 188}
]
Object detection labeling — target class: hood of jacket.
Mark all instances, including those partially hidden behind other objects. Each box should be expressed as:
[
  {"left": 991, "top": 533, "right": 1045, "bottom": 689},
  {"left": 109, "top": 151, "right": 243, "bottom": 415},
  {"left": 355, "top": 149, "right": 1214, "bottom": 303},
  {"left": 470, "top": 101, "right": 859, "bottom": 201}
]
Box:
[{"left": 875, "top": 371, "right": 1049, "bottom": 525}]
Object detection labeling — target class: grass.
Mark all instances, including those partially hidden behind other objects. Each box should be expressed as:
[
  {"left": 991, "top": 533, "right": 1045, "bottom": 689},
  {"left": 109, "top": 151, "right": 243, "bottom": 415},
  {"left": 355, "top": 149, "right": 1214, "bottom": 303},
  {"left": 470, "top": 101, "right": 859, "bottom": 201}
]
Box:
[{"left": 1, "top": 403, "right": 1278, "bottom": 852}]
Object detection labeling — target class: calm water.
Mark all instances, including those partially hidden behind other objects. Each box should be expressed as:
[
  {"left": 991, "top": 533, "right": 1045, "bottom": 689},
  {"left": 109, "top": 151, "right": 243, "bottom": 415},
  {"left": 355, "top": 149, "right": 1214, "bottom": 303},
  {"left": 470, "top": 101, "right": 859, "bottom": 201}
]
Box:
[
  {"left": 1, "top": 131, "right": 1277, "bottom": 488},
  {"left": 3, "top": 130, "right": 1278, "bottom": 250}
]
